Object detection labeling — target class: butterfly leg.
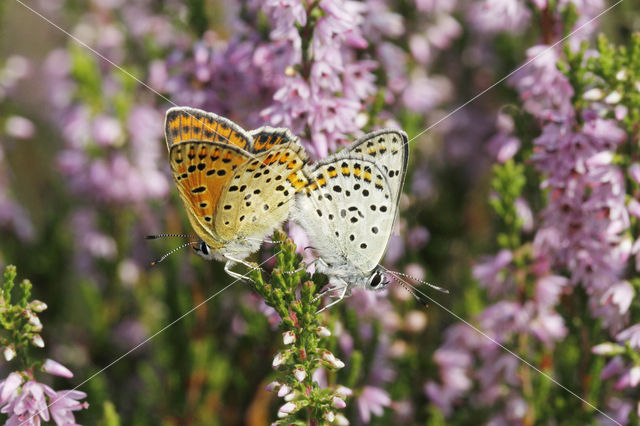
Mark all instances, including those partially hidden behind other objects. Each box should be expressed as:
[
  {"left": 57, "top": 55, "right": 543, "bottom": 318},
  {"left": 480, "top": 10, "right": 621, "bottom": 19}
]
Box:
[
  {"left": 223, "top": 257, "right": 261, "bottom": 283},
  {"left": 316, "top": 282, "right": 349, "bottom": 313},
  {"left": 283, "top": 257, "right": 322, "bottom": 275}
]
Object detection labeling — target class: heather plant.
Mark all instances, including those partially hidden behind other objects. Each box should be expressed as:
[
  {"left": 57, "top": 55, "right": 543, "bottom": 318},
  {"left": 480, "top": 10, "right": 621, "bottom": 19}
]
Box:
[
  {"left": 249, "top": 232, "right": 350, "bottom": 423},
  {"left": 0, "top": 265, "right": 88, "bottom": 425}
]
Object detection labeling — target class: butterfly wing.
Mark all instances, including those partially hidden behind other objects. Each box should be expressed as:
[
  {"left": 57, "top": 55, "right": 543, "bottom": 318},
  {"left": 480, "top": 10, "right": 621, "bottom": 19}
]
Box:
[
  {"left": 296, "top": 157, "right": 395, "bottom": 275},
  {"left": 215, "top": 140, "right": 308, "bottom": 242},
  {"left": 248, "top": 127, "right": 304, "bottom": 154},
  {"left": 169, "top": 141, "right": 251, "bottom": 250},
  {"left": 343, "top": 129, "right": 408, "bottom": 202},
  {"left": 165, "top": 107, "right": 253, "bottom": 151}
]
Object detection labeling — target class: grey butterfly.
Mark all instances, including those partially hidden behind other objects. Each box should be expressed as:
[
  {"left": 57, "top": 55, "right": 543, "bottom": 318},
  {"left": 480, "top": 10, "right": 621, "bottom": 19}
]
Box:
[{"left": 294, "top": 129, "right": 417, "bottom": 310}]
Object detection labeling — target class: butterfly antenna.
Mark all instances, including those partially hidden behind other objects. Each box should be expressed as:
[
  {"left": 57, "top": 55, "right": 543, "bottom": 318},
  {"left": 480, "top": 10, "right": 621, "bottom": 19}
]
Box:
[
  {"left": 150, "top": 241, "right": 200, "bottom": 266},
  {"left": 146, "top": 233, "right": 200, "bottom": 240},
  {"left": 387, "top": 274, "right": 430, "bottom": 306},
  {"left": 386, "top": 269, "right": 449, "bottom": 294}
]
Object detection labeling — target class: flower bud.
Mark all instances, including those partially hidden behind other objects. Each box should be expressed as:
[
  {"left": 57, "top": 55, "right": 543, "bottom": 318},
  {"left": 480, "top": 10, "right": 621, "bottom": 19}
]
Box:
[
  {"left": 331, "top": 396, "right": 346, "bottom": 409},
  {"left": 321, "top": 350, "right": 345, "bottom": 369},
  {"left": 26, "top": 312, "right": 42, "bottom": 331},
  {"left": 284, "top": 390, "right": 298, "bottom": 401},
  {"left": 316, "top": 326, "right": 331, "bottom": 337},
  {"left": 31, "top": 334, "right": 44, "bottom": 348},
  {"left": 277, "top": 402, "right": 298, "bottom": 417},
  {"left": 28, "top": 300, "right": 47, "bottom": 312},
  {"left": 592, "top": 342, "right": 624, "bottom": 355},
  {"left": 282, "top": 331, "right": 296, "bottom": 345},
  {"left": 42, "top": 359, "right": 73, "bottom": 378},
  {"left": 278, "top": 384, "right": 292, "bottom": 397},
  {"left": 265, "top": 381, "right": 280, "bottom": 392},
  {"left": 272, "top": 350, "right": 290, "bottom": 368},
  {"left": 3, "top": 345, "right": 16, "bottom": 361},
  {"left": 604, "top": 91, "right": 622, "bottom": 104},
  {"left": 335, "top": 385, "right": 353, "bottom": 397},
  {"left": 630, "top": 366, "right": 640, "bottom": 387},
  {"left": 323, "top": 411, "right": 336, "bottom": 422},
  {"left": 334, "top": 414, "right": 350, "bottom": 425},
  {"left": 616, "top": 69, "right": 627, "bottom": 80},
  {"left": 294, "top": 367, "right": 306, "bottom": 382},
  {"left": 583, "top": 88, "right": 604, "bottom": 101}
]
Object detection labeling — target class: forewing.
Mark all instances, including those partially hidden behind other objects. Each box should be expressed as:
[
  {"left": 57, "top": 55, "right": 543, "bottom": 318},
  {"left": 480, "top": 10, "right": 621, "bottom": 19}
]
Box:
[
  {"left": 215, "top": 144, "right": 308, "bottom": 241},
  {"left": 248, "top": 127, "right": 307, "bottom": 156},
  {"left": 165, "top": 107, "right": 252, "bottom": 151},
  {"left": 343, "top": 129, "right": 408, "bottom": 202},
  {"left": 296, "top": 158, "right": 395, "bottom": 274},
  {"left": 169, "top": 141, "right": 250, "bottom": 248}
]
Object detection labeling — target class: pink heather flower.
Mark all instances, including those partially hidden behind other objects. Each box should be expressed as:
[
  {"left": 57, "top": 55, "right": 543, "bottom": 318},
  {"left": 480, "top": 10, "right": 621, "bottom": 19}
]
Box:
[
  {"left": 3, "top": 346, "right": 16, "bottom": 362},
  {"left": 615, "top": 105, "right": 628, "bottom": 120},
  {"left": 1, "top": 380, "right": 51, "bottom": 424},
  {"left": 515, "top": 197, "right": 534, "bottom": 232},
  {"left": 272, "top": 351, "right": 289, "bottom": 367},
  {"left": 321, "top": 350, "right": 345, "bottom": 369},
  {"left": 426, "top": 14, "right": 462, "bottom": 49},
  {"left": 617, "top": 324, "right": 640, "bottom": 350},
  {"left": 601, "top": 281, "right": 634, "bottom": 315},
  {"left": 488, "top": 133, "right": 521, "bottom": 163},
  {"left": 265, "top": 381, "right": 280, "bottom": 392},
  {"left": 278, "top": 401, "right": 298, "bottom": 417},
  {"left": 0, "top": 380, "right": 86, "bottom": 425},
  {"left": 92, "top": 115, "right": 122, "bottom": 147},
  {"left": 628, "top": 199, "right": 640, "bottom": 219},
  {"left": 42, "top": 359, "right": 73, "bottom": 378},
  {"left": 592, "top": 342, "right": 624, "bottom": 355},
  {"left": 534, "top": 275, "right": 568, "bottom": 308},
  {"left": 316, "top": 326, "right": 331, "bottom": 337},
  {"left": 357, "top": 386, "right": 391, "bottom": 423},
  {"left": 402, "top": 73, "right": 452, "bottom": 113},
  {"left": 529, "top": 308, "right": 567, "bottom": 344},
  {"left": 511, "top": 45, "right": 574, "bottom": 120},
  {"left": 629, "top": 163, "right": 640, "bottom": 184},
  {"left": 4, "top": 116, "right": 35, "bottom": 139},
  {"left": 47, "top": 389, "right": 89, "bottom": 425},
  {"left": 467, "top": 0, "right": 532, "bottom": 34},
  {"left": 277, "top": 384, "right": 292, "bottom": 398},
  {"left": 293, "top": 368, "right": 306, "bottom": 382},
  {"left": 336, "top": 386, "right": 353, "bottom": 397},
  {"left": 409, "top": 34, "right": 431, "bottom": 64},
  {"left": 601, "top": 356, "right": 626, "bottom": 380},
  {"left": 331, "top": 395, "right": 346, "bottom": 409},
  {"left": 342, "top": 60, "right": 378, "bottom": 100},
  {"left": 0, "top": 373, "right": 22, "bottom": 404},
  {"left": 473, "top": 250, "right": 513, "bottom": 296},
  {"left": 282, "top": 330, "right": 296, "bottom": 345}
]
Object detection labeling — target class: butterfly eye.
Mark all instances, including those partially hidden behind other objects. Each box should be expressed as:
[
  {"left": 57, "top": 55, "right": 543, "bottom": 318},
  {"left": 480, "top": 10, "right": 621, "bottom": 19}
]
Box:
[
  {"left": 368, "top": 271, "right": 385, "bottom": 289},
  {"left": 199, "top": 242, "right": 210, "bottom": 255}
]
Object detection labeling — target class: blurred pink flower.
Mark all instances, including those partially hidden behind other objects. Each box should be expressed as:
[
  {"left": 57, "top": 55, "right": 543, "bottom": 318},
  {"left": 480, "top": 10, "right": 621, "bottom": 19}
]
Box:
[{"left": 357, "top": 386, "right": 391, "bottom": 423}]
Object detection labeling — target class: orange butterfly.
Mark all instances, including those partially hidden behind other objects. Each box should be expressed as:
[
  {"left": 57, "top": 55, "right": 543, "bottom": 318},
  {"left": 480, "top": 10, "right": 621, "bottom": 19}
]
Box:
[{"left": 163, "top": 107, "right": 308, "bottom": 279}]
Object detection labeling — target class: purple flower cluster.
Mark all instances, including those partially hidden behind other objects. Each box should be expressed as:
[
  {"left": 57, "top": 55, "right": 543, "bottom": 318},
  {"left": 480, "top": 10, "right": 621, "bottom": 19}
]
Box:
[
  {"left": 426, "top": 253, "right": 569, "bottom": 420},
  {"left": 0, "top": 56, "right": 35, "bottom": 241},
  {"left": 426, "top": 1, "right": 637, "bottom": 420},
  {"left": 260, "top": 0, "right": 377, "bottom": 158},
  {"left": 513, "top": 44, "right": 631, "bottom": 332},
  {"left": 0, "top": 363, "right": 88, "bottom": 426}
]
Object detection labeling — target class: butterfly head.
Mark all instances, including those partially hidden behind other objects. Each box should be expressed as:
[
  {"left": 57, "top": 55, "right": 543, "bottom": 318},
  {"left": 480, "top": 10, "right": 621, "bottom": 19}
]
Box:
[{"left": 193, "top": 240, "right": 216, "bottom": 260}]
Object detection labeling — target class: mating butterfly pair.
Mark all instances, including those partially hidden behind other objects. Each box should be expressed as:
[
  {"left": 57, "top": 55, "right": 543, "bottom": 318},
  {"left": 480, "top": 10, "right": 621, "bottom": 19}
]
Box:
[{"left": 159, "top": 106, "right": 416, "bottom": 308}]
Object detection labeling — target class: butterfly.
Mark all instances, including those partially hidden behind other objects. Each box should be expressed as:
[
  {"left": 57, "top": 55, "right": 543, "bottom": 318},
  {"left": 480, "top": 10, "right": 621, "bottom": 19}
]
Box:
[
  {"left": 292, "top": 129, "right": 410, "bottom": 309},
  {"left": 162, "top": 106, "right": 308, "bottom": 280}
]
